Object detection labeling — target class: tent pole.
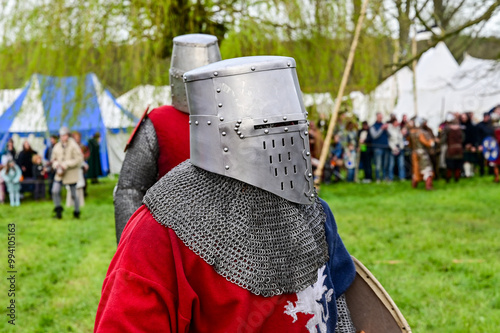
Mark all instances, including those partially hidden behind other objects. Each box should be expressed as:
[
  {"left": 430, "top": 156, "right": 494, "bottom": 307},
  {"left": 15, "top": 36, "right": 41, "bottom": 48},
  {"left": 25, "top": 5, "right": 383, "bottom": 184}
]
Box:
[
  {"left": 412, "top": 24, "right": 418, "bottom": 117},
  {"left": 314, "top": 0, "right": 370, "bottom": 187}
]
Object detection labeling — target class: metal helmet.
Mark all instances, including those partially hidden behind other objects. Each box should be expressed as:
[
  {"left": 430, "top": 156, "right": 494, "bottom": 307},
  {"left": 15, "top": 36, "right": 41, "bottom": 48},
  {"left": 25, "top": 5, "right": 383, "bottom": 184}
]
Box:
[
  {"left": 170, "top": 34, "right": 222, "bottom": 113},
  {"left": 183, "top": 56, "right": 315, "bottom": 205}
]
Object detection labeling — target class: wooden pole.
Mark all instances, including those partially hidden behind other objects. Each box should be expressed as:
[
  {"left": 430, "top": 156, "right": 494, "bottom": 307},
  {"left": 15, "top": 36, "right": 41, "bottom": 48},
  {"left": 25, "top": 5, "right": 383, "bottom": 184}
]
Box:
[{"left": 314, "top": 0, "right": 370, "bottom": 186}]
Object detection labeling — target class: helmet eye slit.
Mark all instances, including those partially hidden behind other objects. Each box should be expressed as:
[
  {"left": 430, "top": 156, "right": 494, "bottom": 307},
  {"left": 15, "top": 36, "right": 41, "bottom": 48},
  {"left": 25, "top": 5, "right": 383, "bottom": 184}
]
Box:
[{"left": 254, "top": 120, "right": 304, "bottom": 130}]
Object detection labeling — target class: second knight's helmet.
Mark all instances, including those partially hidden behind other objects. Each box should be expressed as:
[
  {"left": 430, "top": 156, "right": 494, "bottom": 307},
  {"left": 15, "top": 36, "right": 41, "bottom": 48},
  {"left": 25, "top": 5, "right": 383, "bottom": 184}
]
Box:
[
  {"left": 170, "top": 34, "right": 222, "bottom": 113},
  {"left": 183, "top": 56, "right": 315, "bottom": 205}
]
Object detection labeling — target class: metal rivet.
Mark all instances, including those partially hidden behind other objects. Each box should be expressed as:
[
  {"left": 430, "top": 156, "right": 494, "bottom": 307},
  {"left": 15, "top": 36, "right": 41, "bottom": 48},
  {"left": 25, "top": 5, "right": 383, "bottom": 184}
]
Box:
[
  {"left": 264, "top": 129, "right": 269, "bottom": 134},
  {"left": 284, "top": 127, "right": 289, "bottom": 132},
  {"left": 224, "top": 147, "right": 228, "bottom": 152},
  {"left": 237, "top": 119, "right": 242, "bottom": 124},
  {"left": 225, "top": 165, "right": 229, "bottom": 170},
  {"left": 239, "top": 134, "right": 244, "bottom": 139},
  {"left": 308, "top": 173, "right": 312, "bottom": 177},
  {"left": 237, "top": 131, "right": 241, "bottom": 135},
  {"left": 219, "top": 117, "right": 224, "bottom": 121},
  {"left": 234, "top": 127, "right": 239, "bottom": 131},
  {"left": 189, "top": 120, "right": 192, "bottom": 125},
  {"left": 306, "top": 111, "right": 309, "bottom": 116},
  {"left": 235, "top": 123, "right": 240, "bottom": 128},
  {"left": 304, "top": 131, "right": 308, "bottom": 135},
  {"left": 306, "top": 152, "right": 310, "bottom": 156},
  {"left": 251, "top": 66, "right": 256, "bottom": 71},
  {"left": 216, "top": 88, "right": 221, "bottom": 93},
  {"left": 207, "top": 121, "right": 211, "bottom": 125},
  {"left": 263, "top": 119, "right": 268, "bottom": 123},
  {"left": 283, "top": 116, "right": 287, "bottom": 120},
  {"left": 222, "top": 131, "right": 226, "bottom": 136},
  {"left": 310, "top": 194, "right": 315, "bottom": 198},
  {"left": 195, "top": 121, "right": 199, "bottom": 125},
  {"left": 214, "top": 71, "right": 219, "bottom": 76},
  {"left": 218, "top": 103, "right": 223, "bottom": 108},
  {"left": 287, "top": 62, "right": 291, "bottom": 67}
]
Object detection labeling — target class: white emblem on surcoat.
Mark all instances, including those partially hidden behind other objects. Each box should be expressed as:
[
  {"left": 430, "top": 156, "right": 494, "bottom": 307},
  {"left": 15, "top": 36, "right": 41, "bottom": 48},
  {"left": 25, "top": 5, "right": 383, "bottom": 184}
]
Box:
[{"left": 284, "top": 265, "right": 334, "bottom": 333}]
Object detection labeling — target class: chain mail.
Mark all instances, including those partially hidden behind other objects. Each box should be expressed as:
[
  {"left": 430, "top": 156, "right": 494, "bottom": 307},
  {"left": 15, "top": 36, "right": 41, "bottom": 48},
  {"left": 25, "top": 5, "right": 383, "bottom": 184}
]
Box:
[
  {"left": 114, "top": 118, "right": 159, "bottom": 243},
  {"left": 335, "top": 294, "right": 356, "bottom": 333},
  {"left": 143, "top": 160, "right": 329, "bottom": 297}
]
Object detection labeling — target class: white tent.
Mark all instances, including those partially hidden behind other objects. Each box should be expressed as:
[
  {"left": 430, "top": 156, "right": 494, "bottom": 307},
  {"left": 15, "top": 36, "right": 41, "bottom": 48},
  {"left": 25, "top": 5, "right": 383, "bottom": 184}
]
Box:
[
  {"left": 0, "top": 89, "right": 22, "bottom": 117},
  {"left": 302, "top": 93, "right": 335, "bottom": 115},
  {"left": 353, "top": 42, "right": 459, "bottom": 132},
  {"left": 443, "top": 55, "right": 500, "bottom": 120},
  {"left": 351, "top": 67, "right": 413, "bottom": 122},
  {"left": 117, "top": 85, "right": 171, "bottom": 119}
]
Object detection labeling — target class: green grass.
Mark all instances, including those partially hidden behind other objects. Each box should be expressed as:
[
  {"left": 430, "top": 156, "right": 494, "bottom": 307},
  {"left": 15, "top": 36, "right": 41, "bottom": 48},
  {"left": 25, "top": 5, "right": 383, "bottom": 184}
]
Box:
[
  {"left": 0, "top": 180, "right": 116, "bottom": 332},
  {"left": 0, "top": 176, "right": 499, "bottom": 332},
  {"left": 321, "top": 176, "right": 500, "bottom": 332}
]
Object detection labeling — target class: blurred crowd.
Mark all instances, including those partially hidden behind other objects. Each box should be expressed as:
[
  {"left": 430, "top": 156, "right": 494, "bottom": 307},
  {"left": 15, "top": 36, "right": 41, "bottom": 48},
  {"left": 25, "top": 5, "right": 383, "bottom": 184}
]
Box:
[
  {"left": 311, "top": 106, "right": 500, "bottom": 188},
  {"left": 0, "top": 129, "right": 103, "bottom": 214}
]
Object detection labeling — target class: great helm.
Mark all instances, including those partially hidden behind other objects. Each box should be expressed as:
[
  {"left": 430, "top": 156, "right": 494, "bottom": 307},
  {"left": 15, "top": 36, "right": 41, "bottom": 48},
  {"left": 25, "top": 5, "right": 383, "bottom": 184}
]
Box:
[
  {"left": 170, "top": 34, "right": 222, "bottom": 113},
  {"left": 184, "top": 56, "right": 315, "bottom": 205}
]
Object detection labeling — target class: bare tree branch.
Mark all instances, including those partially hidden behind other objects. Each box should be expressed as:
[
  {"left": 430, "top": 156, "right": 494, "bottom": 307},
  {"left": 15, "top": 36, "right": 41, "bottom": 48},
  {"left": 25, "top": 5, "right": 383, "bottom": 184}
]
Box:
[{"left": 384, "top": 1, "right": 500, "bottom": 80}]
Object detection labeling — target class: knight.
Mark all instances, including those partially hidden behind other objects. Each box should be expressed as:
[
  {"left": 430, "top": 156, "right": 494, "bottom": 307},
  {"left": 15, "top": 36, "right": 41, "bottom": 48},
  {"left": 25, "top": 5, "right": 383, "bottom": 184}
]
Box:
[
  {"left": 95, "top": 56, "right": 359, "bottom": 332},
  {"left": 113, "top": 33, "right": 221, "bottom": 243},
  {"left": 409, "top": 117, "right": 435, "bottom": 190}
]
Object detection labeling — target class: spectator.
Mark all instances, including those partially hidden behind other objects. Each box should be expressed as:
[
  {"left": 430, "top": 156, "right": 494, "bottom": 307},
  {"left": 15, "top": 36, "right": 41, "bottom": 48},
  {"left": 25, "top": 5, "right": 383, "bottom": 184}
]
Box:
[
  {"left": 1, "top": 159, "right": 22, "bottom": 206},
  {"left": 476, "top": 112, "right": 495, "bottom": 176},
  {"left": 422, "top": 119, "right": 439, "bottom": 179},
  {"left": 408, "top": 117, "right": 435, "bottom": 190},
  {"left": 87, "top": 132, "right": 102, "bottom": 184},
  {"left": 17, "top": 141, "right": 38, "bottom": 195},
  {"left": 400, "top": 114, "right": 411, "bottom": 178},
  {"left": 344, "top": 142, "right": 357, "bottom": 182},
  {"left": 441, "top": 115, "right": 464, "bottom": 182},
  {"left": 308, "top": 122, "right": 324, "bottom": 177},
  {"left": 66, "top": 160, "right": 88, "bottom": 210},
  {"left": 324, "top": 134, "right": 344, "bottom": 183},
  {"left": 44, "top": 135, "right": 58, "bottom": 197},
  {"left": 460, "top": 113, "right": 478, "bottom": 177},
  {"left": 32, "top": 154, "right": 46, "bottom": 200},
  {"left": 344, "top": 121, "right": 358, "bottom": 147},
  {"left": 51, "top": 127, "right": 84, "bottom": 219},
  {"left": 17, "top": 141, "right": 37, "bottom": 178},
  {"left": 370, "top": 112, "right": 389, "bottom": 182},
  {"left": 4, "top": 138, "right": 16, "bottom": 161},
  {"left": 358, "top": 121, "right": 372, "bottom": 183},
  {"left": 387, "top": 118, "right": 405, "bottom": 181}
]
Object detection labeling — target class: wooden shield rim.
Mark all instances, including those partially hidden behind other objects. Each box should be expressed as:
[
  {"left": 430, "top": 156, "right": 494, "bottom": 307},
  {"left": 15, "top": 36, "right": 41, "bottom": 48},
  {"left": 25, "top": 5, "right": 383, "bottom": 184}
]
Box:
[{"left": 347, "top": 256, "right": 412, "bottom": 333}]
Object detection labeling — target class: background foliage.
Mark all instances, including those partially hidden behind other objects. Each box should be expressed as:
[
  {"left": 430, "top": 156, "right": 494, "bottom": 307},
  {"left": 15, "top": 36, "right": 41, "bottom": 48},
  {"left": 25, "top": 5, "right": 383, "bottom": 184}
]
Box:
[{"left": 1, "top": 0, "right": 500, "bottom": 98}]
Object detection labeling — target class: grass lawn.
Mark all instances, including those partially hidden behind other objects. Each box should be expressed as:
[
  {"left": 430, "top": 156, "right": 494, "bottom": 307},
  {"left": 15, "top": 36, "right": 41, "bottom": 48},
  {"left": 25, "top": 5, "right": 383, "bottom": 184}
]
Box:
[{"left": 0, "top": 175, "right": 499, "bottom": 332}]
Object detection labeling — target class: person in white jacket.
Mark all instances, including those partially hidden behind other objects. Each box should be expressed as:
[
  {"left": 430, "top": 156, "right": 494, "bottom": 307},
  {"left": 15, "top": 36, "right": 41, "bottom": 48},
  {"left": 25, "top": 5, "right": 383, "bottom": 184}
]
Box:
[{"left": 387, "top": 118, "right": 406, "bottom": 181}]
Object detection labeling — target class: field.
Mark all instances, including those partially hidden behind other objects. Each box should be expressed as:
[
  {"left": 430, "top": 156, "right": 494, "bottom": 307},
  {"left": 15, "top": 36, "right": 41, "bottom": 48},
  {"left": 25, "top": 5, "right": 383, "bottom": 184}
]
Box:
[{"left": 0, "top": 176, "right": 499, "bottom": 332}]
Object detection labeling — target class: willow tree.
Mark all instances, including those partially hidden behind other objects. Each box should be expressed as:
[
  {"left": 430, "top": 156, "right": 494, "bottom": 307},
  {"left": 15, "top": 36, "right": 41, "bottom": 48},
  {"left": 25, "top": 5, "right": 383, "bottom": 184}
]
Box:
[
  {"left": 0, "top": 0, "right": 395, "bottom": 95},
  {"left": 0, "top": 0, "right": 235, "bottom": 93}
]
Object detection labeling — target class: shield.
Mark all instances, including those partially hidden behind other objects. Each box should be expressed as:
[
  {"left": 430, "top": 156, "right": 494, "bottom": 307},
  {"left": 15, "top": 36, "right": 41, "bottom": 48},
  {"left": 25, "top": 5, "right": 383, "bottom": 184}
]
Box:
[
  {"left": 344, "top": 257, "right": 412, "bottom": 333},
  {"left": 482, "top": 136, "right": 499, "bottom": 162}
]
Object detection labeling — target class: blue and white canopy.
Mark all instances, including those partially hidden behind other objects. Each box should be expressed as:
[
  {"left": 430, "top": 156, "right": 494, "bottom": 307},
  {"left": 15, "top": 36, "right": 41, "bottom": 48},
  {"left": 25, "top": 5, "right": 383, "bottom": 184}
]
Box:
[{"left": 0, "top": 73, "right": 138, "bottom": 174}]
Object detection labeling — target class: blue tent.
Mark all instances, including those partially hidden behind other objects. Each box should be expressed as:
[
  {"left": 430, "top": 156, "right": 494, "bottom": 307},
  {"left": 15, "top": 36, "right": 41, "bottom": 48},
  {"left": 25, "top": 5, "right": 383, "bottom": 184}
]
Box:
[{"left": 0, "top": 73, "right": 138, "bottom": 174}]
